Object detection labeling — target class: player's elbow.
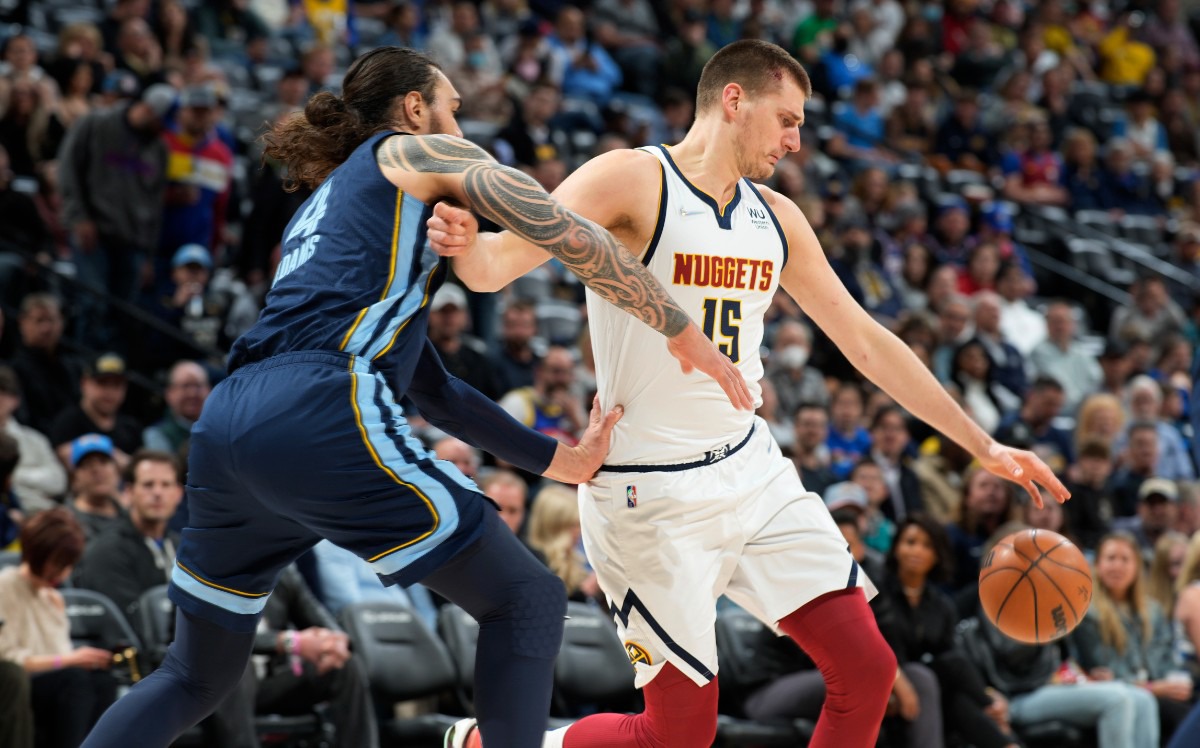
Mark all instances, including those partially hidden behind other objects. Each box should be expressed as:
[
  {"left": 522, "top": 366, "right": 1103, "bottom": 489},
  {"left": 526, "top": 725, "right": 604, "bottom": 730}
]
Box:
[{"left": 454, "top": 269, "right": 506, "bottom": 294}]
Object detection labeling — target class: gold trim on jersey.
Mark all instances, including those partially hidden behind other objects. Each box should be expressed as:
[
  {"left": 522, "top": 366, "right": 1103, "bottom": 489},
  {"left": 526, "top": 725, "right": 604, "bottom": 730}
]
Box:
[
  {"left": 380, "top": 189, "right": 404, "bottom": 301},
  {"left": 346, "top": 355, "right": 439, "bottom": 560},
  {"left": 663, "top": 145, "right": 737, "bottom": 217},
  {"left": 339, "top": 188, "right": 404, "bottom": 351},
  {"left": 175, "top": 562, "right": 271, "bottom": 599},
  {"left": 372, "top": 262, "right": 441, "bottom": 361}
]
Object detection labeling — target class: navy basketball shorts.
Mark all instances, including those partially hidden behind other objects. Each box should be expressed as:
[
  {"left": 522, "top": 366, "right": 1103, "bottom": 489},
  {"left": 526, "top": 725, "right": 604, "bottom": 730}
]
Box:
[{"left": 168, "top": 351, "right": 486, "bottom": 632}]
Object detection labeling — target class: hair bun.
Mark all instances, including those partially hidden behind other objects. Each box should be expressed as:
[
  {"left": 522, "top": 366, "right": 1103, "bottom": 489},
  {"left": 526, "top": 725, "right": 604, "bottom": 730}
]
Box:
[{"left": 305, "top": 91, "right": 350, "bottom": 127}]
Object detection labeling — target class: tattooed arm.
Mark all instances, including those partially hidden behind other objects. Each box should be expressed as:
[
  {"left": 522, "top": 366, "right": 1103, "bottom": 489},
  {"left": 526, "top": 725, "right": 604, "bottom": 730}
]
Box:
[
  {"left": 377, "top": 133, "right": 753, "bottom": 410},
  {"left": 378, "top": 133, "right": 691, "bottom": 336}
]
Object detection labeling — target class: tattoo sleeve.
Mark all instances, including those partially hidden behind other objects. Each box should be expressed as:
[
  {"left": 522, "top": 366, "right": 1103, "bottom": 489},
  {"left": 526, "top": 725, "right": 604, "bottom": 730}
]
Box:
[{"left": 379, "top": 134, "right": 690, "bottom": 337}]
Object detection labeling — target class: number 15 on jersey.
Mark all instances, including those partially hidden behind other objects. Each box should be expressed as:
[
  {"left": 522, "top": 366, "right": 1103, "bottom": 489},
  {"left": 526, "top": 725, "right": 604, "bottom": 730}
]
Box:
[{"left": 701, "top": 298, "right": 741, "bottom": 363}]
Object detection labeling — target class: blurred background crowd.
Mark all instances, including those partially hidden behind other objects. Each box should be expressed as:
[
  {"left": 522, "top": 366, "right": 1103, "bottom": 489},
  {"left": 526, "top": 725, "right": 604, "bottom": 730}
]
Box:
[{"left": 5, "top": 0, "right": 1200, "bottom": 746}]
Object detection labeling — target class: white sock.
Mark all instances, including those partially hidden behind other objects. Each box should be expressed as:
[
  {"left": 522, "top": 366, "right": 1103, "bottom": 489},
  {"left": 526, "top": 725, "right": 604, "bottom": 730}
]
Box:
[{"left": 542, "top": 725, "right": 570, "bottom": 748}]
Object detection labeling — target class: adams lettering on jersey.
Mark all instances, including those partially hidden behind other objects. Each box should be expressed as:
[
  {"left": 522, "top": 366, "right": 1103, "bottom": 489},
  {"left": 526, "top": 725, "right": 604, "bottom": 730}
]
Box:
[
  {"left": 274, "top": 178, "right": 333, "bottom": 287},
  {"left": 672, "top": 253, "right": 773, "bottom": 291}
]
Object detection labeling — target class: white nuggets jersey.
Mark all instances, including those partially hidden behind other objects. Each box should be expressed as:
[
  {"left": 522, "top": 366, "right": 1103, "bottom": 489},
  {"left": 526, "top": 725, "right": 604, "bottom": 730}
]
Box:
[{"left": 587, "top": 145, "right": 788, "bottom": 466}]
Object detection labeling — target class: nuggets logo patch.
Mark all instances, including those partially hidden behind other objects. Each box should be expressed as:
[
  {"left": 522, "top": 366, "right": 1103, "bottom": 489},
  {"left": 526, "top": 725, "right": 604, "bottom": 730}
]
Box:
[
  {"left": 626, "top": 485, "right": 637, "bottom": 508},
  {"left": 625, "top": 641, "right": 652, "bottom": 666}
]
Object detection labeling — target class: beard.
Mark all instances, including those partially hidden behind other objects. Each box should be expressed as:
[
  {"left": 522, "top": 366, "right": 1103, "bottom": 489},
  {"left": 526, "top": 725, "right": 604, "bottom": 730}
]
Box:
[
  {"left": 429, "top": 111, "right": 456, "bottom": 137},
  {"left": 739, "top": 151, "right": 776, "bottom": 181}
]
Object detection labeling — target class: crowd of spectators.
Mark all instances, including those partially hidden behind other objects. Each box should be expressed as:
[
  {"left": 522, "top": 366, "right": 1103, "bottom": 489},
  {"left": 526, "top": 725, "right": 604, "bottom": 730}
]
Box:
[{"left": 3, "top": 0, "right": 1200, "bottom": 745}]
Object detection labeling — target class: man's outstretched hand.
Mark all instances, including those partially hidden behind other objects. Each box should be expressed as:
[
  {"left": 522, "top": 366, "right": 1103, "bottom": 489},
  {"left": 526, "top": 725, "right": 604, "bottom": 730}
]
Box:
[{"left": 978, "top": 442, "right": 1071, "bottom": 509}]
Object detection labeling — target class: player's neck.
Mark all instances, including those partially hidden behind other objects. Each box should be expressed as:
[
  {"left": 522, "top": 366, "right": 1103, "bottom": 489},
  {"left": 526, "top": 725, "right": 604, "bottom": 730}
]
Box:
[{"left": 670, "top": 123, "right": 743, "bottom": 205}]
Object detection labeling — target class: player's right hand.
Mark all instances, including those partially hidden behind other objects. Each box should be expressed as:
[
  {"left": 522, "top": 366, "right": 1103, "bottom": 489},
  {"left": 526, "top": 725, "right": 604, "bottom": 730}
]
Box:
[
  {"left": 667, "top": 324, "right": 754, "bottom": 411},
  {"left": 979, "top": 442, "right": 1071, "bottom": 509},
  {"left": 427, "top": 201, "right": 478, "bottom": 257}
]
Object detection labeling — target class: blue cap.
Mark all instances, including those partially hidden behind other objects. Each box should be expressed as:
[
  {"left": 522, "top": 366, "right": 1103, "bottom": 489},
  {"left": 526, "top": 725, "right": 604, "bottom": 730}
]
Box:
[
  {"left": 172, "top": 243, "right": 213, "bottom": 269},
  {"left": 70, "top": 433, "right": 114, "bottom": 468},
  {"left": 937, "top": 196, "right": 969, "bottom": 216},
  {"left": 983, "top": 203, "right": 1014, "bottom": 233}
]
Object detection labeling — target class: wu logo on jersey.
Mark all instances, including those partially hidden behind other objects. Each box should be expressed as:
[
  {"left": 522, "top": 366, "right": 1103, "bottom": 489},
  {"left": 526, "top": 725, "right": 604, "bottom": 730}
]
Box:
[
  {"left": 274, "top": 178, "right": 334, "bottom": 286},
  {"left": 747, "top": 206, "right": 771, "bottom": 230},
  {"left": 626, "top": 485, "right": 637, "bottom": 508}
]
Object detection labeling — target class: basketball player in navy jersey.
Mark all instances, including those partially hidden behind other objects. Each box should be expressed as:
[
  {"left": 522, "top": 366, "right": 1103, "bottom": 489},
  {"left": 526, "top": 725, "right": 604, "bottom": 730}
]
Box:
[
  {"left": 431, "top": 40, "right": 1071, "bottom": 748},
  {"left": 81, "top": 47, "right": 752, "bottom": 748}
]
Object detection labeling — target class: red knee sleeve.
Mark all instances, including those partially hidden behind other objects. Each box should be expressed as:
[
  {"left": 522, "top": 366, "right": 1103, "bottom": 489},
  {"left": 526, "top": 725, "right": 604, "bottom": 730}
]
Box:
[
  {"left": 563, "top": 664, "right": 718, "bottom": 748},
  {"left": 777, "top": 588, "right": 896, "bottom": 748}
]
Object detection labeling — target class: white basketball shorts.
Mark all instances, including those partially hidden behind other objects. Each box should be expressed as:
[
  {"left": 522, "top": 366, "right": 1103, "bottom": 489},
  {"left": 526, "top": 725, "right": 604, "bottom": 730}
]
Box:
[{"left": 579, "top": 416, "right": 878, "bottom": 688}]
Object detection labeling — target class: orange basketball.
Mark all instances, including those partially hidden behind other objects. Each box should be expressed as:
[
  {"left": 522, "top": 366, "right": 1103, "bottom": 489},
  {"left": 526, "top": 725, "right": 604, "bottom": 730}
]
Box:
[{"left": 978, "top": 529, "right": 1092, "bottom": 644}]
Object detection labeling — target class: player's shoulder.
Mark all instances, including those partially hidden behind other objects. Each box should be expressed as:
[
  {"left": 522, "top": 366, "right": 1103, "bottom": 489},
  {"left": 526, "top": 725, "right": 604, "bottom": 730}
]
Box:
[
  {"left": 377, "top": 132, "right": 492, "bottom": 166},
  {"left": 747, "top": 181, "right": 785, "bottom": 209},
  {"left": 574, "top": 147, "right": 662, "bottom": 181},
  {"left": 557, "top": 148, "right": 662, "bottom": 219},
  {"left": 746, "top": 181, "right": 802, "bottom": 225}
]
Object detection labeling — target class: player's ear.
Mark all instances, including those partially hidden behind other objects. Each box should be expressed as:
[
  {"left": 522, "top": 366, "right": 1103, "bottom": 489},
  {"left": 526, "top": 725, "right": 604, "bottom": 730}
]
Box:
[
  {"left": 722, "top": 83, "right": 744, "bottom": 116},
  {"left": 400, "top": 91, "right": 426, "bottom": 131}
]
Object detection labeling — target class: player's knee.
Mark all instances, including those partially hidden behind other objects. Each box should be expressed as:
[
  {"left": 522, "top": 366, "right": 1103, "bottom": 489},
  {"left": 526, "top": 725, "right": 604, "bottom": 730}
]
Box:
[
  {"left": 866, "top": 639, "right": 898, "bottom": 697},
  {"left": 834, "top": 626, "right": 895, "bottom": 700},
  {"left": 507, "top": 567, "right": 567, "bottom": 660}
]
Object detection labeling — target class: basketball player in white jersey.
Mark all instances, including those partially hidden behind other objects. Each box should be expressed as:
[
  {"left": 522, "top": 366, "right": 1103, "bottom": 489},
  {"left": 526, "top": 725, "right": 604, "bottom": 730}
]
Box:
[{"left": 431, "top": 40, "right": 1070, "bottom": 748}]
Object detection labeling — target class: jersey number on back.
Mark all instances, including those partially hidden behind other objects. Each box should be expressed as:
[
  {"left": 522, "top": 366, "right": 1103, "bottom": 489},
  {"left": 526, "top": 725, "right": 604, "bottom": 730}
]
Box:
[{"left": 701, "top": 298, "right": 741, "bottom": 363}]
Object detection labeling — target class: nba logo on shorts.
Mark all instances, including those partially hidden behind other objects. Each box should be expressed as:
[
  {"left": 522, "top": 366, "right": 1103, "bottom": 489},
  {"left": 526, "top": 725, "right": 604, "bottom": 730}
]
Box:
[{"left": 626, "top": 485, "right": 637, "bottom": 508}]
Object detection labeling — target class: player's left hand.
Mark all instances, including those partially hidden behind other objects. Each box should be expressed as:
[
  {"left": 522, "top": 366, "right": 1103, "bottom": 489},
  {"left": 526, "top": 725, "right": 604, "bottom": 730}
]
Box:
[
  {"left": 427, "top": 201, "right": 478, "bottom": 256},
  {"left": 543, "top": 395, "right": 623, "bottom": 484},
  {"left": 979, "top": 442, "right": 1071, "bottom": 509}
]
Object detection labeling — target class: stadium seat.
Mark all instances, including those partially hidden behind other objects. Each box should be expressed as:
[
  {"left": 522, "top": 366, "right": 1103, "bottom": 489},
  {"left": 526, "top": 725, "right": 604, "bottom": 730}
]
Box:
[
  {"left": 1118, "top": 214, "right": 1164, "bottom": 249},
  {"left": 552, "top": 601, "right": 638, "bottom": 716},
  {"left": 62, "top": 588, "right": 143, "bottom": 653},
  {"left": 62, "top": 588, "right": 145, "bottom": 687},
  {"left": 338, "top": 602, "right": 462, "bottom": 744},
  {"left": 1063, "top": 237, "right": 1136, "bottom": 288},
  {"left": 511, "top": 267, "right": 554, "bottom": 301},
  {"left": 945, "top": 169, "right": 988, "bottom": 192},
  {"left": 133, "top": 585, "right": 173, "bottom": 668},
  {"left": 437, "top": 603, "right": 480, "bottom": 711},
  {"left": 1074, "top": 209, "right": 1114, "bottom": 236},
  {"left": 713, "top": 606, "right": 809, "bottom": 747},
  {"left": 536, "top": 299, "right": 582, "bottom": 346}
]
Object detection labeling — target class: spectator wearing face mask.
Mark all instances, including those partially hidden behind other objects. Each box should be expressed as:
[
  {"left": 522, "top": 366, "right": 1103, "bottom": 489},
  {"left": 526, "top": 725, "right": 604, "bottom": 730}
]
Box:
[{"left": 767, "top": 320, "right": 828, "bottom": 421}]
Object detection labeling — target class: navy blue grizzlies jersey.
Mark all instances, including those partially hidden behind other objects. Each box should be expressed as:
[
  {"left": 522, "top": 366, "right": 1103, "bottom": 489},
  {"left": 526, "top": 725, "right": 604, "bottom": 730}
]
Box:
[{"left": 230, "top": 131, "right": 442, "bottom": 395}]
